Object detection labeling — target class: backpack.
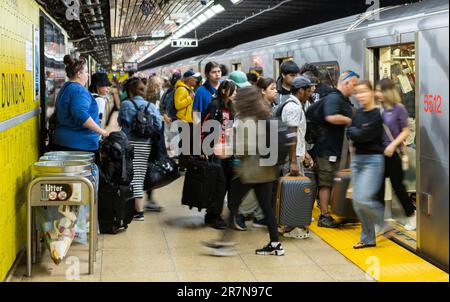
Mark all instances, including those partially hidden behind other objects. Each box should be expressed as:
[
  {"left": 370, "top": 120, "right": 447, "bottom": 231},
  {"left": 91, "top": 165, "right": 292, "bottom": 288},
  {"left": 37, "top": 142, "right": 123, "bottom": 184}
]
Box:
[
  {"left": 129, "top": 99, "right": 155, "bottom": 139},
  {"left": 262, "top": 118, "right": 297, "bottom": 166},
  {"left": 163, "top": 86, "right": 191, "bottom": 120},
  {"left": 273, "top": 97, "right": 297, "bottom": 118},
  {"left": 305, "top": 97, "right": 326, "bottom": 145},
  {"left": 99, "top": 131, "right": 134, "bottom": 186}
]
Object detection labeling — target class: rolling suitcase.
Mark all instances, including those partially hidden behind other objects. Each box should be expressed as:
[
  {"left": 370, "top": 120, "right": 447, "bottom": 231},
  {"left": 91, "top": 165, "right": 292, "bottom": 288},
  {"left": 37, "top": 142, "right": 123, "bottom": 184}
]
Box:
[
  {"left": 330, "top": 136, "right": 358, "bottom": 219},
  {"left": 276, "top": 175, "right": 316, "bottom": 228},
  {"left": 181, "top": 158, "right": 222, "bottom": 211},
  {"left": 98, "top": 181, "right": 135, "bottom": 234}
]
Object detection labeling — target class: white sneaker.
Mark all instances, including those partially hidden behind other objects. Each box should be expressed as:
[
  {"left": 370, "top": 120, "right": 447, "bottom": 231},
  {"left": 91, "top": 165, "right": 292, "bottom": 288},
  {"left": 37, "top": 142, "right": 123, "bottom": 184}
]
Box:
[
  {"left": 404, "top": 213, "right": 416, "bottom": 231},
  {"left": 283, "top": 227, "right": 310, "bottom": 239}
]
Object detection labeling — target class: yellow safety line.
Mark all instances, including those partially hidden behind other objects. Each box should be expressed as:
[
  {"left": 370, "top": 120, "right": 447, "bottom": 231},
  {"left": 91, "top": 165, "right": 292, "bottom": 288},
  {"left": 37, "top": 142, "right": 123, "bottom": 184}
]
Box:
[{"left": 309, "top": 208, "right": 449, "bottom": 282}]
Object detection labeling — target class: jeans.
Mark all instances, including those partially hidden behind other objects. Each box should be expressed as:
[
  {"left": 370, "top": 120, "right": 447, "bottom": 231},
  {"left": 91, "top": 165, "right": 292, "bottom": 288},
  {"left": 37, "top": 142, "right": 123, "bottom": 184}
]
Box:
[{"left": 351, "top": 154, "right": 385, "bottom": 245}]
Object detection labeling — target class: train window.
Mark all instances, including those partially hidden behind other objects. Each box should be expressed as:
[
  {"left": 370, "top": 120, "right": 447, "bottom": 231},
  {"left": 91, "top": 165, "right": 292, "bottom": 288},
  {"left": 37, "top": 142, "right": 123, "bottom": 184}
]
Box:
[
  {"left": 275, "top": 57, "right": 294, "bottom": 78},
  {"left": 310, "top": 61, "right": 340, "bottom": 88},
  {"left": 232, "top": 63, "right": 241, "bottom": 71}
]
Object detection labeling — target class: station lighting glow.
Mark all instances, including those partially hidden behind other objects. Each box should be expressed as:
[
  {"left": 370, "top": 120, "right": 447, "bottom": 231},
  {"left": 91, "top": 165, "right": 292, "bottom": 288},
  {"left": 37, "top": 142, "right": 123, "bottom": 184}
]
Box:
[{"left": 138, "top": 2, "right": 230, "bottom": 63}]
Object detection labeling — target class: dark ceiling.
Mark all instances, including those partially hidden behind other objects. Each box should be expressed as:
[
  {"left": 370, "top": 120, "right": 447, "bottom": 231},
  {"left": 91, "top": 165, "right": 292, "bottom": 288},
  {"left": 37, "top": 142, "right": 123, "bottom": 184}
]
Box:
[
  {"left": 139, "top": 0, "right": 421, "bottom": 70},
  {"left": 37, "top": 0, "right": 421, "bottom": 70}
]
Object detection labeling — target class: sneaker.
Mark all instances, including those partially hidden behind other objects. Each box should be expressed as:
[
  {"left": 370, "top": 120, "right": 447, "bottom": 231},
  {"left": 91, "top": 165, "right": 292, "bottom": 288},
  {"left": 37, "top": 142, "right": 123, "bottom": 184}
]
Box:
[
  {"left": 318, "top": 215, "right": 340, "bottom": 228},
  {"left": 376, "top": 223, "right": 394, "bottom": 237},
  {"left": 255, "top": 243, "right": 285, "bottom": 256},
  {"left": 205, "top": 246, "right": 238, "bottom": 257},
  {"left": 404, "top": 213, "right": 416, "bottom": 231},
  {"left": 283, "top": 227, "right": 310, "bottom": 239},
  {"left": 133, "top": 212, "right": 145, "bottom": 221},
  {"left": 234, "top": 215, "right": 247, "bottom": 231},
  {"left": 202, "top": 240, "right": 238, "bottom": 248},
  {"left": 144, "top": 201, "right": 163, "bottom": 212},
  {"left": 252, "top": 218, "right": 267, "bottom": 228}
]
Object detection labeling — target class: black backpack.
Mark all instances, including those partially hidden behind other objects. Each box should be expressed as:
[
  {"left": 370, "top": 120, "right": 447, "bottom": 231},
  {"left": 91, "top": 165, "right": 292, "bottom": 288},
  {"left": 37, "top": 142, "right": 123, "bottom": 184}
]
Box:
[
  {"left": 99, "top": 131, "right": 134, "bottom": 186},
  {"left": 262, "top": 118, "right": 296, "bottom": 166},
  {"left": 305, "top": 97, "right": 326, "bottom": 145},
  {"left": 130, "top": 99, "right": 155, "bottom": 139}
]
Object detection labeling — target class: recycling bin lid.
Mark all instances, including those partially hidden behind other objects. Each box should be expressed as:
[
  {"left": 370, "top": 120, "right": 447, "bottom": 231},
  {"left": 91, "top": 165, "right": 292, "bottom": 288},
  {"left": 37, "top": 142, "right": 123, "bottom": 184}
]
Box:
[{"left": 33, "top": 161, "right": 92, "bottom": 175}]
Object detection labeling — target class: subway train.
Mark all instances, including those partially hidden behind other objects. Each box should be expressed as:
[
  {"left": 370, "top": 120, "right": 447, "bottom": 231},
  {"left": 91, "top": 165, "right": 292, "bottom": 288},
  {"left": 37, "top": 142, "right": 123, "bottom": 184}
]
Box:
[{"left": 144, "top": 0, "right": 449, "bottom": 270}]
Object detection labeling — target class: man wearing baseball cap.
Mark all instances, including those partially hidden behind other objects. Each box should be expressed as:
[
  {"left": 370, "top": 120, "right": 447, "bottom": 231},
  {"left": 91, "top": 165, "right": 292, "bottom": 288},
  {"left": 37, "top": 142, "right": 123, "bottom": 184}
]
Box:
[{"left": 275, "top": 76, "right": 315, "bottom": 239}]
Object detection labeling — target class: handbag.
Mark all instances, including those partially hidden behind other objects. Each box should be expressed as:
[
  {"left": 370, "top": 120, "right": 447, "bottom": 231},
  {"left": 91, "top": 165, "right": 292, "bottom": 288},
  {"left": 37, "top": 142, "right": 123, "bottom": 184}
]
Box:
[
  {"left": 383, "top": 124, "right": 409, "bottom": 171},
  {"left": 144, "top": 156, "right": 180, "bottom": 191}
]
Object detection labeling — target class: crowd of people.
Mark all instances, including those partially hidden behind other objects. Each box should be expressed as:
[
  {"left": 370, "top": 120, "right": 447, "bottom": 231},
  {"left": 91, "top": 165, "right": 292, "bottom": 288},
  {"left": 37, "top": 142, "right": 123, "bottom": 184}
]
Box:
[{"left": 49, "top": 54, "right": 416, "bottom": 256}]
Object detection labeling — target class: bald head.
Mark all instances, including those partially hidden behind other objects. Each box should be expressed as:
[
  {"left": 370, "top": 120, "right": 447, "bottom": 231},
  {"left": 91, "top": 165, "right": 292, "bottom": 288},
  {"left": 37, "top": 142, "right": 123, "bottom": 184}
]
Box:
[{"left": 337, "top": 70, "right": 360, "bottom": 97}]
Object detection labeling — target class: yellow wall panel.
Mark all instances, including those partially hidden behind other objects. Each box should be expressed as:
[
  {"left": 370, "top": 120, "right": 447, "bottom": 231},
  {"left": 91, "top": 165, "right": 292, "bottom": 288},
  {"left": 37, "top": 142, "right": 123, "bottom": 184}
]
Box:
[{"left": 0, "top": 0, "right": 40, "bottom": 281}]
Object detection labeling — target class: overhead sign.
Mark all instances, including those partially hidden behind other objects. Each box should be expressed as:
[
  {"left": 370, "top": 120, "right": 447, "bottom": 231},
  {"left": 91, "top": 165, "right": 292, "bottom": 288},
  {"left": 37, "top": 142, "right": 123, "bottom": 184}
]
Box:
[{"left": 171, "top": 39, "right": 198, "bottom": 48}]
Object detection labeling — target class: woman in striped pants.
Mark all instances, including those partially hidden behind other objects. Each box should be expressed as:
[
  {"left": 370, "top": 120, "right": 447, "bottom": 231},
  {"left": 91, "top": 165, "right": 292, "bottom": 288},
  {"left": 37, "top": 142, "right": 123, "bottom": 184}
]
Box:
[{"left": 119, "top": 77, "right": 162, "bottom": 221}]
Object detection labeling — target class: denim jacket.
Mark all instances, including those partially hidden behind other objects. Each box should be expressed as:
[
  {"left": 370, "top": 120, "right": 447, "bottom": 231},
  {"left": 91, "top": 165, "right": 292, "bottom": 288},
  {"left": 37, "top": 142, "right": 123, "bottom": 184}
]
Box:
[{"left": 118, "top": 96, "right": 162, "bottom": 140}]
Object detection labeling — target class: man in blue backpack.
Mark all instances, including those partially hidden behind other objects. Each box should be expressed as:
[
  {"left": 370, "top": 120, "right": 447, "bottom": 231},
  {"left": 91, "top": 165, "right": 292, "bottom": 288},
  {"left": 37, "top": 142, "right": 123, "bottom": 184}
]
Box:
[{"left": 193, "top": 61, "right": 222, "bottom": 117}]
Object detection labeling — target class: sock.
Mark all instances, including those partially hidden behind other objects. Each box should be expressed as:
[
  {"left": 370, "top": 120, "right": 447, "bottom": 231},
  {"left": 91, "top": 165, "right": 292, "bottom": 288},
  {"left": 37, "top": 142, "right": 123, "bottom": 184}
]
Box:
[{"left": 271, "top": 242, "right": 280, "bottom": 248}]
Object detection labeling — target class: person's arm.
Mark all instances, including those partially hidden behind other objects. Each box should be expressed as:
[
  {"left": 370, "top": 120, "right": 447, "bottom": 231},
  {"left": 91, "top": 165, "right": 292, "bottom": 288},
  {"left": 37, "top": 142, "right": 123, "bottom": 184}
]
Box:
[
  {"left": 112, "top": 88, "right": 121, "bottom": 110},
  {"left": 385, "top": 105, "right": 410, "bottom": 157},
  {"left": 193, "top": 89, "right": 203, "bottom": 113},
  {"left": 149, "top": 104, "right": 163, "bottom": 130},
  {"left": 83, "top": 118, "right": 107, "bottom": 137},
  {"left": 71, "top": 93, "right": 107, "bottom": 137},
  {"left": 289, "top": 126, "right": 300, "bottom": 176},
  {"left": 347, "top": 114, "right": 382, "bottom": 143},
  {"left": 174, "top": 87, "right": 193, "bottom": 110},
  {"left": 323, "top": 96, "right": 352, "bottom": 126},
  {"left": 325, "top": 115, "right": 352, "bottom": 125},
  {"left": 281, "top": 102, "right": 301, "bottom": 176}
]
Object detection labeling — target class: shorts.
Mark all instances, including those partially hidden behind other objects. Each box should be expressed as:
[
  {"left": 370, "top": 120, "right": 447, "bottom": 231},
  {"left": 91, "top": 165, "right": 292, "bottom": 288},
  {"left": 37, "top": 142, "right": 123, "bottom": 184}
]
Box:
[{"left": 316, "top": 156, "right": 341, "bottom": 188}]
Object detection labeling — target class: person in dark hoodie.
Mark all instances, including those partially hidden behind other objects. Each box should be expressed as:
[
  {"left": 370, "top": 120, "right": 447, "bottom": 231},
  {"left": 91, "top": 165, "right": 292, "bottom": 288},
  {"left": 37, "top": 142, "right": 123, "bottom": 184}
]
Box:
[
  {"left": 300, "top": 63, "right": 334, "bottom": 100},
  {"left": 275, "top": 61, "right": 300, "bottom": 107}
]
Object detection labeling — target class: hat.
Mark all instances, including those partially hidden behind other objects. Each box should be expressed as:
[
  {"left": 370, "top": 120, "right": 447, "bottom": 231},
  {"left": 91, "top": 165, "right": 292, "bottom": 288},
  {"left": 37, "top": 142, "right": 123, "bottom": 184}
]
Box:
[
  {"left": 291, "top": 76, "right": 314, "bottom": 89},
  {"left": 229, "top": 71, "right": 251, "bottom": 88},
  {"left": 91, "top": 73, "right": 112, "bottom": 87},
  {"left": 183, "top": 70, "right": 202, "bottom": 79}
]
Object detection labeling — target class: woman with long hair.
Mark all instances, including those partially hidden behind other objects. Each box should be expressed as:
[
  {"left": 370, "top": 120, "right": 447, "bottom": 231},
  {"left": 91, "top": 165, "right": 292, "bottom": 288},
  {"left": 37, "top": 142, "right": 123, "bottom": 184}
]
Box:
[
  {"left": 119, "top": 78, "right": 162, "bottom": 221},
  {"left": 234, "top": 77, "right": 278, "bottom": 231},
  {"left": 201, "top": 80, "right": 237, "bottom": 229},
  {"left": 376, "top": 78, "right": 416, "bottom": 230},
  {"left": 51, "top": 55, "right": 107, "bottom": 156},
  {"left": 204, "top": 86, "right": 284, "bottom": 256},
  {"left": 347, "top": 80, "right": 385, "bottom": 249}
]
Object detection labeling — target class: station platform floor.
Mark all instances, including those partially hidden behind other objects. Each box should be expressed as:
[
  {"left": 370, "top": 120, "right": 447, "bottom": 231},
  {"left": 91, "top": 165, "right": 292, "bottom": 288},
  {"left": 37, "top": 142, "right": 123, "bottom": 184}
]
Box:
[{"left": 9, "top": 177, "right": 374, "bottom": 282}]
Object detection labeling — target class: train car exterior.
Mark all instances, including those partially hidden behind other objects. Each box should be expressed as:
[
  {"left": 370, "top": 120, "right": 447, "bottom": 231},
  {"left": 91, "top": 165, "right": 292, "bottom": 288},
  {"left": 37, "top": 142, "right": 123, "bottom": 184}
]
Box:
[{"left": 148, "top": 0, "right": 449, "bottom": 270}]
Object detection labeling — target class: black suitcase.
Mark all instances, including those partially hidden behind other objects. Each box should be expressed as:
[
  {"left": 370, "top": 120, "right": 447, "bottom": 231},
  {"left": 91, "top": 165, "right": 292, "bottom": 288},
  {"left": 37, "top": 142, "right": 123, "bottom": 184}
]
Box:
[
  {"left": 181, "top": 158, "right": 222, "bottom": 211},
  {"left": 276, "top": 175, "right": 316, "bottom": 228},
  {"left": 98, "top": 181, "right": 135, "bottom": 234}
]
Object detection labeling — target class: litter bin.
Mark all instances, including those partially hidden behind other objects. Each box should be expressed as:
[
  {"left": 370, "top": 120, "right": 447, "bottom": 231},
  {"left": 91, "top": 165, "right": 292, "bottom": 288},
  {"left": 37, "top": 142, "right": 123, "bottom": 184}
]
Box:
[{"left": 27, "top": 161, "right": 97, "bottom": 277}]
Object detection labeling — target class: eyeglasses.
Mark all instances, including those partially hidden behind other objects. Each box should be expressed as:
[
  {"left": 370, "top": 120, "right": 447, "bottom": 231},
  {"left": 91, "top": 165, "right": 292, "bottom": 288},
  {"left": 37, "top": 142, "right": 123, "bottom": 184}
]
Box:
[{"left": 342, "top": 71, "right": 360, "bottom": 81}]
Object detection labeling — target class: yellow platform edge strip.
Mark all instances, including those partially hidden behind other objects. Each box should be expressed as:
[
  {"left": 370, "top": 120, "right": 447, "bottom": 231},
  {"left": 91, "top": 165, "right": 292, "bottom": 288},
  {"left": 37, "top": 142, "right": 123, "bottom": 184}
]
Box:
[{"left": 309, "top": 208, "right": 449, "bottom": 282}]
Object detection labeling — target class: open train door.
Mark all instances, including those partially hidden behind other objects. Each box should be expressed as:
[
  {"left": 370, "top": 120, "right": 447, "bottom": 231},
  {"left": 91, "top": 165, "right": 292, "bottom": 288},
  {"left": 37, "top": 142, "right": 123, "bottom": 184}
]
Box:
[{"left": 416, "top": 27, "right": 449, "bottom": 271}]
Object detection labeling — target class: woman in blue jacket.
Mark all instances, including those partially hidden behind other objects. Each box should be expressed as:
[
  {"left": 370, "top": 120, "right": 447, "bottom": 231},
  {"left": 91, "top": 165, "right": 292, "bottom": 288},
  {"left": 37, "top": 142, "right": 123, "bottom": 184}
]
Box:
[
  {"left": 119, "top": 77, "right": 162, "bottom": 221},
  {"left": 52, "top": 55, "right": 107, "bottom": 154}
]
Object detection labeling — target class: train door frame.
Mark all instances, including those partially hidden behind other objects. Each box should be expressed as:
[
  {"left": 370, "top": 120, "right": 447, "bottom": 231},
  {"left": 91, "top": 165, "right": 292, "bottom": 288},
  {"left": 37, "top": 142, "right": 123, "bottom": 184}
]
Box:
[{"left": 364, "top": 34, "right": 419, "bottom": 252}]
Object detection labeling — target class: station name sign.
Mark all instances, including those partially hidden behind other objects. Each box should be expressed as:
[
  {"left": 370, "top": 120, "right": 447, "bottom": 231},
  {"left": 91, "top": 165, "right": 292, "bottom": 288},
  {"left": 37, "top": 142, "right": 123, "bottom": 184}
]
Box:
[{"left": 171, "top": 39, "right": 198, "bottom": 48}]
